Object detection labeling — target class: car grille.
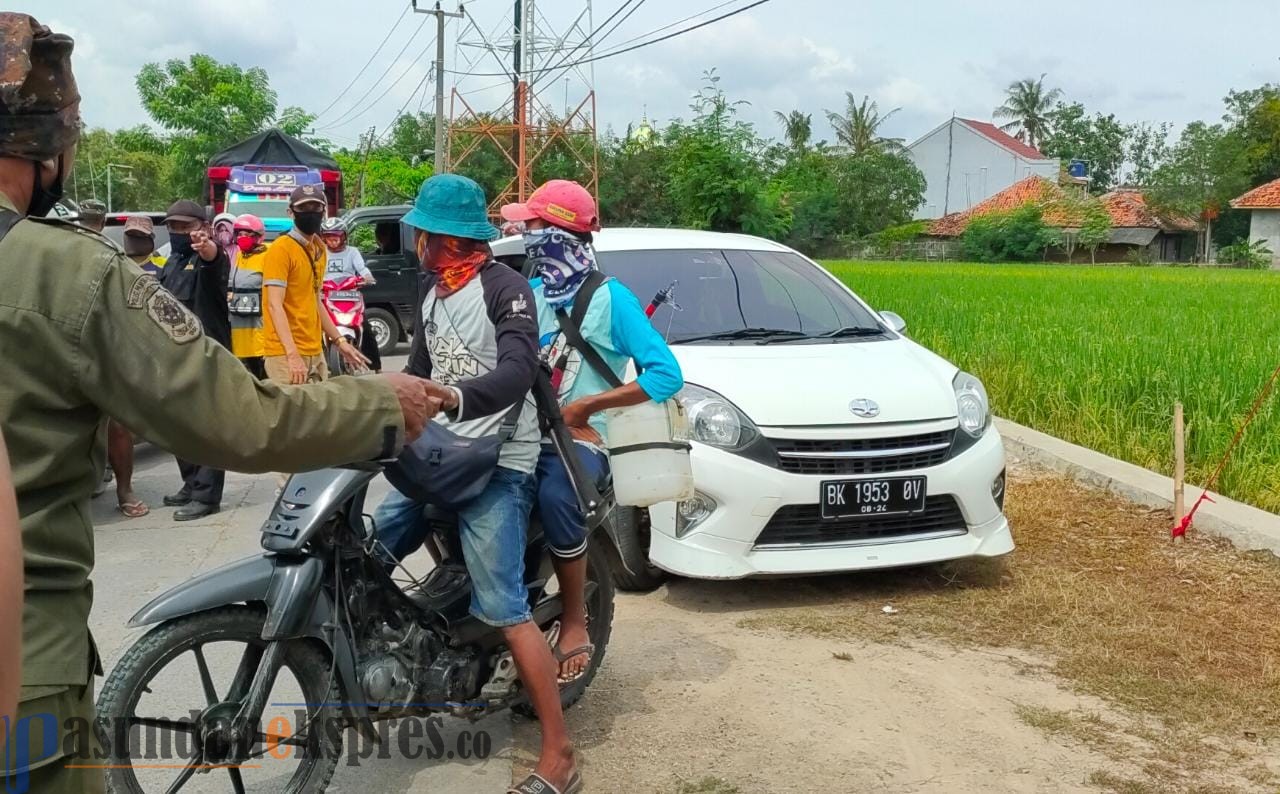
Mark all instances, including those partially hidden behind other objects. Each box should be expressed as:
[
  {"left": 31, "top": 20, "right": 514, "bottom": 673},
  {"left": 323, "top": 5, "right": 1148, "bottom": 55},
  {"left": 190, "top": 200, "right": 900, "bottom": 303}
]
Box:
[
  {"left": 754, "top": 496, "right": 967, "bottom": 548},
  {"left": 770, "top": 429, "right": 955, "bottom": 476}
]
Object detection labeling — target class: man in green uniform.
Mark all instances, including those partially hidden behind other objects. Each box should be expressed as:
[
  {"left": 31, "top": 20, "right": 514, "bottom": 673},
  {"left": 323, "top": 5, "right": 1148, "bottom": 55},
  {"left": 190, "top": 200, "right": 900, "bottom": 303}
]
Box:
[{"left": 0, "top": 14, "right": 445, "bottom": 793}]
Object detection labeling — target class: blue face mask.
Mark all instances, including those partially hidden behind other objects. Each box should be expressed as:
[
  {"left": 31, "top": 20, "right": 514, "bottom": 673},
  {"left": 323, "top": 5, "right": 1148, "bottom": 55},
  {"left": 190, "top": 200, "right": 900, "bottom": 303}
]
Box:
[{"left": 524, "top": 227, "right": 596, "bottom": 307}]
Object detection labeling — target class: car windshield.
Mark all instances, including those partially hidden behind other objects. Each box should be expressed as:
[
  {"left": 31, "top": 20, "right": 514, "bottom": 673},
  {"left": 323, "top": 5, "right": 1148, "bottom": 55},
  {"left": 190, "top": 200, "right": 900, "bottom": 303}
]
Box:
[
  {"left": 598, "top": 248, "right": 884, "bottom": 343},
  {"left": 227, "top": 198, "right": 292, "bottom": 219}
]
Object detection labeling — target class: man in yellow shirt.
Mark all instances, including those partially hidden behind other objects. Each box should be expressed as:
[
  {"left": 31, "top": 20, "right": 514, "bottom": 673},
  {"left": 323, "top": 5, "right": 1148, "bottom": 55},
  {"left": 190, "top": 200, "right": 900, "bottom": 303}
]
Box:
[{"left": 262, "top": 185, "right": 367, "bottom": 383}]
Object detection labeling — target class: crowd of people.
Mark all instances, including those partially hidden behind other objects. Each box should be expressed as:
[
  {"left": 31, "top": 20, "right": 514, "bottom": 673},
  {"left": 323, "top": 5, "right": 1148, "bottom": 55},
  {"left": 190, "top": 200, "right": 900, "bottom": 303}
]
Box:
[{"left": 0, "top": 12, "right": 686, "bottom": 794}]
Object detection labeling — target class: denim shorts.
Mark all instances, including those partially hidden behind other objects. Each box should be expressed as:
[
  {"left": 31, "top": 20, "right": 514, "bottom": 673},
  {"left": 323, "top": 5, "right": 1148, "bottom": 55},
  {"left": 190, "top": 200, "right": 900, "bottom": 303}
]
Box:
[
  {"left": 373, "top": 467, "right": 537, "bottom": 628},
  {"left": 536, "top": 443, "right": 610, "bottom": 559}
]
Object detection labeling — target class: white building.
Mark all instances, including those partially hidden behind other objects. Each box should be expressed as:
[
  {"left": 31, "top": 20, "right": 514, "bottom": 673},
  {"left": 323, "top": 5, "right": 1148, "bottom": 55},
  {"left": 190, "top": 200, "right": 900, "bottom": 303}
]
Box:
[
  {"left": 1230, "top": 178, "right": 1280, "bottom": 268},
  {"left": 907, "top": 117, "right": 1061, "bottom": 220}
]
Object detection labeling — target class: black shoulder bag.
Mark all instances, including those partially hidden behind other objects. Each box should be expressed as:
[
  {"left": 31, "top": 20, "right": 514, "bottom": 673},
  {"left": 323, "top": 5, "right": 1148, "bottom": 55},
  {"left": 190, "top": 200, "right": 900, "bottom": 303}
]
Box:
[{"left": 385, "top": 286, "right": 525, "bottom": 510}]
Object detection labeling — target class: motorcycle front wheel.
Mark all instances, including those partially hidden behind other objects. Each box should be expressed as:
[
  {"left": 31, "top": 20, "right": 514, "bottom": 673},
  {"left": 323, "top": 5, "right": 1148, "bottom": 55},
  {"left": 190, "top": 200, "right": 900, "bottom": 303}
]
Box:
[{"left": 96, "top": 606, "right": 342, "bottom": 793}]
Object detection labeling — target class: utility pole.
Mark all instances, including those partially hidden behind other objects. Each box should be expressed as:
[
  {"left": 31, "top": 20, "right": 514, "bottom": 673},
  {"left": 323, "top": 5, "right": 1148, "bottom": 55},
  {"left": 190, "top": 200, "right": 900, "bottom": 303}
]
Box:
[
  {"left": 413, "top": 1, "right": 464, "bottom": 174},
  {"left": 357, "top": 126, "right": 376, "bottom": 206},
  {"left": 105, "top": 163, "right": 132, "bottom": 213}
]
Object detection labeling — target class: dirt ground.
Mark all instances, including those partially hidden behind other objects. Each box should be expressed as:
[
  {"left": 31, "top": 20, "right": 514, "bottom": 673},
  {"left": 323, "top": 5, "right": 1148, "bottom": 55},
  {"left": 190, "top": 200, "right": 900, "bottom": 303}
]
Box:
[{"left": 511, "top": 466, "right": 1280, "bottom": 793}]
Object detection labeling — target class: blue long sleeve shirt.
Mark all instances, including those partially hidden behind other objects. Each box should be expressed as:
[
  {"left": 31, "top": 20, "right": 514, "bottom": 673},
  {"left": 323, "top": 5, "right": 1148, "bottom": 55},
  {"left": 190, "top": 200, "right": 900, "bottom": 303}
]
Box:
[{"left": 533, "top": 275, "right": 684, "bottom": 444}]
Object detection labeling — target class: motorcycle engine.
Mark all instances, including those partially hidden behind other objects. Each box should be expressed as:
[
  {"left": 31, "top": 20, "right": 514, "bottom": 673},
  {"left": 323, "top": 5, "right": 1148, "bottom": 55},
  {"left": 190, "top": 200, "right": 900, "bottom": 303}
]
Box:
[{"left": 360, "top": 654, "right": 413, "bottom": 706}]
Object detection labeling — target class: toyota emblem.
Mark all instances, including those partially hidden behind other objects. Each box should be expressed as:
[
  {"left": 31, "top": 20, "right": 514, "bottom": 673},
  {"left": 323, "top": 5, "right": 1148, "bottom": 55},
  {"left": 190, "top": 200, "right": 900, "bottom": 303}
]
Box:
[{"left": 848, "top": 399, "right": 880, "bottom": 418}]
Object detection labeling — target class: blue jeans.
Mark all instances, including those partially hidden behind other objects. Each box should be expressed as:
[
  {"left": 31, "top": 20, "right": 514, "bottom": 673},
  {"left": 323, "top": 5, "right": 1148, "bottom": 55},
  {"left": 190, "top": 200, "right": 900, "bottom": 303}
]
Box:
[
  {"left": 372, "top": 467, "right": 536, "bottom": 627},
  {"left": 536, "top": 443, "right": 609, "bottom": 559}
]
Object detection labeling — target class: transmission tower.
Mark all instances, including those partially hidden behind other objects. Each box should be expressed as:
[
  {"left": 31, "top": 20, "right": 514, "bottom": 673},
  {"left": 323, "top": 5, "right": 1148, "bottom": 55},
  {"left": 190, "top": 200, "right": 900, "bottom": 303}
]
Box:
[{"left": 449, "top": 1, "right": 600, "bottom": 217}]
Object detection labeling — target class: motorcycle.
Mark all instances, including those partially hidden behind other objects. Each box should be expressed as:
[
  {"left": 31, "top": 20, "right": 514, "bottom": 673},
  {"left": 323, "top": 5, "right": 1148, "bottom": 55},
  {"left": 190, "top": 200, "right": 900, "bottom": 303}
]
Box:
[
  {"left": 96, "top": 372, "right": 617, "bottom": 793},
  {"left": 322, "top": 275, "right": 367, "bottom": 375}
]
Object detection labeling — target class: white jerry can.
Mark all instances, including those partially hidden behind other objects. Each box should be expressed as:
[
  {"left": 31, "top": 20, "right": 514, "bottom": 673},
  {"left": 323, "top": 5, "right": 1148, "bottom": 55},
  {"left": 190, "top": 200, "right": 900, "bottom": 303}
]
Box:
[{"left": 605, "top": 399, "right": 695, "bottom": 507}]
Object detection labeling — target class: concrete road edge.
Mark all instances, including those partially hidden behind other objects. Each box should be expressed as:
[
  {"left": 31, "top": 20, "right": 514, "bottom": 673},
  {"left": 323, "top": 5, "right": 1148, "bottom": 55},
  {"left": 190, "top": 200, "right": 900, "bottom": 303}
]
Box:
[{"left": 996, "top": 417, "right": 1280, "bottom": 557}]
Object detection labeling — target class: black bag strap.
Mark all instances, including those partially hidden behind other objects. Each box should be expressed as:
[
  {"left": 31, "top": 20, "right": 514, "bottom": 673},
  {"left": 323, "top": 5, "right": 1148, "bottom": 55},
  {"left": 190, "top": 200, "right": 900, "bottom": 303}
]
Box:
[
  {"left": 0, "top": 208, "right": 25, "bottom": 244},
  {"left": 554, "top": 270, "right": 624, "bottom": 390}
]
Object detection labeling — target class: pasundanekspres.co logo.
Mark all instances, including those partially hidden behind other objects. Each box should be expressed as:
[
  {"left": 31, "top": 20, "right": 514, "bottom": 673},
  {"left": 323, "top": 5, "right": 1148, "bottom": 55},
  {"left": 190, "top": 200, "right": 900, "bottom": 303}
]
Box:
[{"left": 3, "top": 711, "right": 493, "bottom": 793}]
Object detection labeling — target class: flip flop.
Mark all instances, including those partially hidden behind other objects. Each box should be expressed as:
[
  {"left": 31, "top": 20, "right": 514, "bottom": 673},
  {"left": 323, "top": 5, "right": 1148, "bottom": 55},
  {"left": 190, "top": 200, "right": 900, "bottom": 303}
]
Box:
[
  {"left": 507, "top": 771, "right": 583, "bottom": 794},
  {"left": 117, "top": 499, "right": 150, "bottom": 518},
  {"left": 553, "top": 643, "right": 595, "bottom": 686}
]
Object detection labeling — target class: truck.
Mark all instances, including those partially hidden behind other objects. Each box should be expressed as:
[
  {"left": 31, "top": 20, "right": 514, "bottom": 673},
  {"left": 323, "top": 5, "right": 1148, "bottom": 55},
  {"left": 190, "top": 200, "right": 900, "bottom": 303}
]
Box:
[{"left": 206, "top": 128, "right": 342, "bottom": 236}]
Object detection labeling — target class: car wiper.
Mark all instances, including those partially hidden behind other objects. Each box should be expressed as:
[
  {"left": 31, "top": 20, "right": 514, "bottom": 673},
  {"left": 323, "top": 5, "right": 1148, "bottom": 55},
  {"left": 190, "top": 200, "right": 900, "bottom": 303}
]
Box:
[
  {"left": 816, "top": 326, "right": 886, "bottom": 338},
  {"left": 672, "top": 327, "right": 808, "bottom": 344},
  {"left": 754, "top": 326, "right": 887, "bottom": 345}
]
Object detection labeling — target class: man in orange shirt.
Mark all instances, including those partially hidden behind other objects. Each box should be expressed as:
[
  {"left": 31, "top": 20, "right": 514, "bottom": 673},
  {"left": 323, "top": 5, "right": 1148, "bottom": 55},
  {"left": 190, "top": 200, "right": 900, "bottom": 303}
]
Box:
[{"left": 262, "top": 185, "right": 367, "bottom": 383}]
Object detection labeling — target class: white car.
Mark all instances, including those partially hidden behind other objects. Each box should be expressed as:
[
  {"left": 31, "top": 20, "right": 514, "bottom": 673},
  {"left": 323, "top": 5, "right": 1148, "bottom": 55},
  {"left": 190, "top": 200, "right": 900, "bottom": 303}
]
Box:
[{"left": 492, "top": 228, "right": 1013, "bottom": 587}]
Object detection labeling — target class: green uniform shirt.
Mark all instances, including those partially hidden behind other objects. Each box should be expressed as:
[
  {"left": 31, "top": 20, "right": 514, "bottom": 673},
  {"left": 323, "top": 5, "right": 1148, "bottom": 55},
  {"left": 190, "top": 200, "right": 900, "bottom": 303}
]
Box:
[{"left": 0, "top": 194, "right": 405, "bottom": 697}]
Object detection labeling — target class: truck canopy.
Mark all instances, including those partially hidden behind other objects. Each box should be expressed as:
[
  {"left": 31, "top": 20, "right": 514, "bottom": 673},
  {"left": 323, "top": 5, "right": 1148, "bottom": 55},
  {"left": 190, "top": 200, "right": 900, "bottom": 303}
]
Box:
[{"left": 209, "top": 128, "right": 339, "bottom": 170}]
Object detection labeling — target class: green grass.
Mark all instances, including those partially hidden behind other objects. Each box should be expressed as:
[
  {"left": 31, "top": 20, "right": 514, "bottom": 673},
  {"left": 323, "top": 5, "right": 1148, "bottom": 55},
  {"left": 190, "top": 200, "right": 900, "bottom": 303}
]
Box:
[{"left": 824, "top": 260, "right": 1280, "bottom": 513}]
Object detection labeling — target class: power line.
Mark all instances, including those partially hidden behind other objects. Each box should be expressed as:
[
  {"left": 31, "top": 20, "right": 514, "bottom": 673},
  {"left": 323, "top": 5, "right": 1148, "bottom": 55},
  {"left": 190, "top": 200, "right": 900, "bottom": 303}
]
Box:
[
  {"left": 600, "top": 0, "right": 739, "bottom": 54},
  {"left": 446, "top": 0, "right": 773, "bottom": 78},
  {"left": 316, "top": 14, "right": 432, "bottom": 128},
  {"left": 532, "top": 0, "right": 648, "bottom": 89},
  {"left": 313, "top": 3, "right": 411, "bottom": 121},
  {"left": 317, "top": 34, "right": 438, "bottom": 131}
]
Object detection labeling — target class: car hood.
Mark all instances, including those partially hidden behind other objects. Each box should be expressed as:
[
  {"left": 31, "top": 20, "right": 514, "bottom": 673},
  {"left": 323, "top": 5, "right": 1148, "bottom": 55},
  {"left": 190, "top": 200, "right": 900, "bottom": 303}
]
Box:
[{"left": 671, "top": 338, "right": 961, "bottom": 426}]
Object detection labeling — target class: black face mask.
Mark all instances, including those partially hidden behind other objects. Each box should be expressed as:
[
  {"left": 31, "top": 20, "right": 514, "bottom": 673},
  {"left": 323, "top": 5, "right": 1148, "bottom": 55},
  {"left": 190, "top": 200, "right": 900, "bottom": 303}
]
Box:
[
  {"left": 123, "top": 236, "right": 154, "bottom": 258},
  {"left": 29, "top": 156, "right": 65, "bottom": 218},
  {"left": 293, "top": 211, "right": 324, "bottom": 235},
  {"left": 169, "top": 233, "right": 193, "bottom": 257}
]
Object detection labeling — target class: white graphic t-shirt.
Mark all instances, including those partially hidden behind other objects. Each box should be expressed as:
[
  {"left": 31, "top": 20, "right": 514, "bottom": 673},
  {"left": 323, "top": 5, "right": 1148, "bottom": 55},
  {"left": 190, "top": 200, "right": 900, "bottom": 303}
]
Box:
[{"left": 324, "top": 246, "right": 372, "bottom": 281}]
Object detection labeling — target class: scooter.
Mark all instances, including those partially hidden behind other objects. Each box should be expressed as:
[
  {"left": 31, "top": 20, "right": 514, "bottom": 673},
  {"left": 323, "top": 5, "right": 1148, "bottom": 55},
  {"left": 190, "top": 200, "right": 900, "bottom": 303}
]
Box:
[{"left": 322, "top": 275, "right": 366, "bottom": 375}]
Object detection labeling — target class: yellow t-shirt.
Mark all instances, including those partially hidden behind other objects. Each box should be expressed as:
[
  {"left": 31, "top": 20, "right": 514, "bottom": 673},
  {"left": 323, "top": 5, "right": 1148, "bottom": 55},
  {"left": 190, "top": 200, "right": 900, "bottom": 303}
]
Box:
[
  {"left": 229, "top": 248, "right": 268, "bottom": 359},
  {"left": 262, "top": 232, "right": 326, "bottom": 357}
]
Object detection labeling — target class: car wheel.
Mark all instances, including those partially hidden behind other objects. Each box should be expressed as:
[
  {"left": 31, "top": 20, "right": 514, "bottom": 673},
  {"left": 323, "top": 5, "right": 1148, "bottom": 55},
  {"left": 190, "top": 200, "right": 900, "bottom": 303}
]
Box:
[
  {"left": 604, "top": 506, "right": 667, "bottom": 592},
  {"left": 365, "top": 308, "right": 400, "bottom": 357}
]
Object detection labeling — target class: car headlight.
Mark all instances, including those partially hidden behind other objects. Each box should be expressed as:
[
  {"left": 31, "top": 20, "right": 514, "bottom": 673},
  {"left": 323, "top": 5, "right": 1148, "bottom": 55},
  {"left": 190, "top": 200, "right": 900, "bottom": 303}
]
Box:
[
  {"left": 953, "top": 371, "right": 990, "bottom": 438},
  {"left": 675, "top": 384, "right": 759, "bottom": 450}
]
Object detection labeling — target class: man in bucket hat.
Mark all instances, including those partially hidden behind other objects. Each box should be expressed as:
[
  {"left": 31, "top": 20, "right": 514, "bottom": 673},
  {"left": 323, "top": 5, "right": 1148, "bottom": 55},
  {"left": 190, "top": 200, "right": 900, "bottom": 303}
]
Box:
[
  {"left": 0, "top": 15, "right": 445, "bottom": 791},
  {"left": 375, "top": 174, "right": 584, "bottom": 793}
]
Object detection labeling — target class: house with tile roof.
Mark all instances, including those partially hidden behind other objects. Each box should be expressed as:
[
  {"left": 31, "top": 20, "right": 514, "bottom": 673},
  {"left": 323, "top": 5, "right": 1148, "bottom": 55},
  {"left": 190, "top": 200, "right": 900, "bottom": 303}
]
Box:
[
  {"left": 907, "top": 117, "right": 1061, "bottom": 220},
  {"left": 1229, "top": 177, "right": 1280, "bottom": 267},
  {"left": 925, "top": 176, "right": 1199, "bottom": 262}
]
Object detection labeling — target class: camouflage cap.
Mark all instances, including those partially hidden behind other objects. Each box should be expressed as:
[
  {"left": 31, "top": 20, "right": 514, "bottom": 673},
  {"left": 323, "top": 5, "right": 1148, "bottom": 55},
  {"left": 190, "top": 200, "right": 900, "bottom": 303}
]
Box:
[
  {"left": 78, "top": 198, "right": 105, "bottom": 221},
  {"left": 0, "top": 14, "right": 80, "bottom": 160}
]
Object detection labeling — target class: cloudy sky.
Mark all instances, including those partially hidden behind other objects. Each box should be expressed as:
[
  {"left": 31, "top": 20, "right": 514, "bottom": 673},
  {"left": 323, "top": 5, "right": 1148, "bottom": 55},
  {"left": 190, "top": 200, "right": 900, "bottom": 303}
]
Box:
[{"left": 16, "top": 0, "right": 1280, "bottom": 151}]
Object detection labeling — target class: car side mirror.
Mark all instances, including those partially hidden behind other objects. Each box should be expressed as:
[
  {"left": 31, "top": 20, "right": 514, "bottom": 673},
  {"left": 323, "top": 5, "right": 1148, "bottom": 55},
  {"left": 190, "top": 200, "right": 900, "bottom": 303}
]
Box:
[{"left": 879, "top": 310, "right": 907, "bottom": 334}]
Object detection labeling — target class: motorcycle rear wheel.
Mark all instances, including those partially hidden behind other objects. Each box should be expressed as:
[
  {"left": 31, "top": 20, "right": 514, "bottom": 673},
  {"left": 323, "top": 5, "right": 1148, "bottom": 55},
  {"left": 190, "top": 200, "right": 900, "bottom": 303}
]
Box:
[
  {"left": 514, "top": 538, "right": 615, "bottom": 718},
  {"left": 97, "top": 606, "right": 342, "bottom": 794}
]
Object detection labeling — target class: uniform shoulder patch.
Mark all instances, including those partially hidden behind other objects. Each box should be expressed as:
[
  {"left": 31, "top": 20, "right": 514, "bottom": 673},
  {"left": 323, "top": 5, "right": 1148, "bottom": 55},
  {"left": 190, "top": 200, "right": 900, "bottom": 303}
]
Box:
[
  {"left": 145, "top": 288, "right": 202, "bottom": 344},
  {"left": 126, "top": 273, "right": 160, "bottom": 309}
]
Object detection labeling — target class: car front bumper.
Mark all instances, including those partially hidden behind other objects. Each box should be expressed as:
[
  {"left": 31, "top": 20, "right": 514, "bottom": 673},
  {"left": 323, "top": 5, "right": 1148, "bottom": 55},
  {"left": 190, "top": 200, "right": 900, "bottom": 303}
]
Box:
[{"left": 648, "top": 423, "right": 1012, "bottom": 579}]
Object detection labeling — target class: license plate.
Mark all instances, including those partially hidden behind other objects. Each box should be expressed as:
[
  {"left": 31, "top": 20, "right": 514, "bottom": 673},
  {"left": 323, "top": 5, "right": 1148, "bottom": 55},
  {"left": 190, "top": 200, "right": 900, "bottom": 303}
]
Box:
[
  {"left": 328, "top": 290, "right": 360, "bottom": 300},
  {"left": 821, "top": 476, "right": 926, "bottom": 519}
]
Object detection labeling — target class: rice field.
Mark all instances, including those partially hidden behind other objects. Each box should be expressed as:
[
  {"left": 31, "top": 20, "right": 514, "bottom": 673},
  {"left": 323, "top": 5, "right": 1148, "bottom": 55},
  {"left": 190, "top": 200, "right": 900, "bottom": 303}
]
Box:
[{"left": 824, "top": 260, "right": 1280, "bottom": 513}]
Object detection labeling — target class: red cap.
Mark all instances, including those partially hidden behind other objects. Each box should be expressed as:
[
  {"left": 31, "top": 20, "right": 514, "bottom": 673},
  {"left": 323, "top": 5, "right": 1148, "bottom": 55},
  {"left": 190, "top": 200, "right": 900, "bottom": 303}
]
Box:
[{"left": 500, "top": 179, "right": 600, "bottom": 234}]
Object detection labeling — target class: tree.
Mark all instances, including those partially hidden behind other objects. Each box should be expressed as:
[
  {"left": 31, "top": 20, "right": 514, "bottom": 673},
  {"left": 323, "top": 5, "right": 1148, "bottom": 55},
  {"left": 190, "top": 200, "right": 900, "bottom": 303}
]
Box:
[
  {"left": 824, "top": 93, "right": 903, "bottom": 156},
  {"left": 662, "top": 70, "right": 789, "bottom": 237},
  {"left": 1039, "top": 102, "right": 1127, "bottom": 192},
  {"left": 774, "top": 149, "right": 840, "bottom": 253},
  {"left": 135, "top": 54, "right": 317, "bottom": 196},
  {"left": 1148, "top": 121, "right": 1251, "bottom": 256},
  {"left": 960, "top": 204, "right": 1059, "bottom": 262},
  {"left": 1123, "top": 122, "right": 1171, "bottom": 187},
  {"left": 773, "top": 110, "right": 812, "bottom": 154},
  {"left": 598, "top": 131, "right": 679, "bottom": 226},
  {"left": 1077, "top": 198, "right": 1113, "bottom": 264},
  {"left": 829, "top": 150, "right": 925, "bottom": 237},
  {"left": 993, "top": 74, "right": 1062, "bottom": 149}
]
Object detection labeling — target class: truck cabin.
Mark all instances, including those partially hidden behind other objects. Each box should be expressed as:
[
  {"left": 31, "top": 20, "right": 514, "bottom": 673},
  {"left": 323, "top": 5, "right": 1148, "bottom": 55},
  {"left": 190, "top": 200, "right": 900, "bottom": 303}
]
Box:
[{"left": 208, "top": 164, "right": 342, "bottom": 236}]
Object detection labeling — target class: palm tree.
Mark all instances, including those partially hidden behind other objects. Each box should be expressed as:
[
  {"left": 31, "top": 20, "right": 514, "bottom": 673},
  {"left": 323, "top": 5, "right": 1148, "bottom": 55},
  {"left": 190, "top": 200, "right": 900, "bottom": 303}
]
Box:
[
  {"left": 773, "top": 110, "right": 812, "bottom": 153},
  {"left": 993, "top": 74, "right": 1062, "bottom": 149},
  {"left": 823, "top": 93, "right": 903, "bottom": 156}
]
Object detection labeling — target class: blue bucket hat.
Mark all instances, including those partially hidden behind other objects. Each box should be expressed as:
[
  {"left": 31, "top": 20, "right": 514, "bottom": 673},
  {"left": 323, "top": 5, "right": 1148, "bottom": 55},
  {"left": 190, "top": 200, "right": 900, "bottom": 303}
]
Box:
[{"left": 401, "top": 173, "right": 498, "bottom": 241}]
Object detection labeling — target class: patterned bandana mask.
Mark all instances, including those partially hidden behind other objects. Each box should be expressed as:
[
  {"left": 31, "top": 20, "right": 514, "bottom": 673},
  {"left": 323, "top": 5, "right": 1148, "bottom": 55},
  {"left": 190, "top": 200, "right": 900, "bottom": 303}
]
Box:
[
  {"left": 421, "top": 233, "right": 492, "bottom": 297},
  {"left": 524, "top": 227, "right": 597, "bottom": 308}
]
